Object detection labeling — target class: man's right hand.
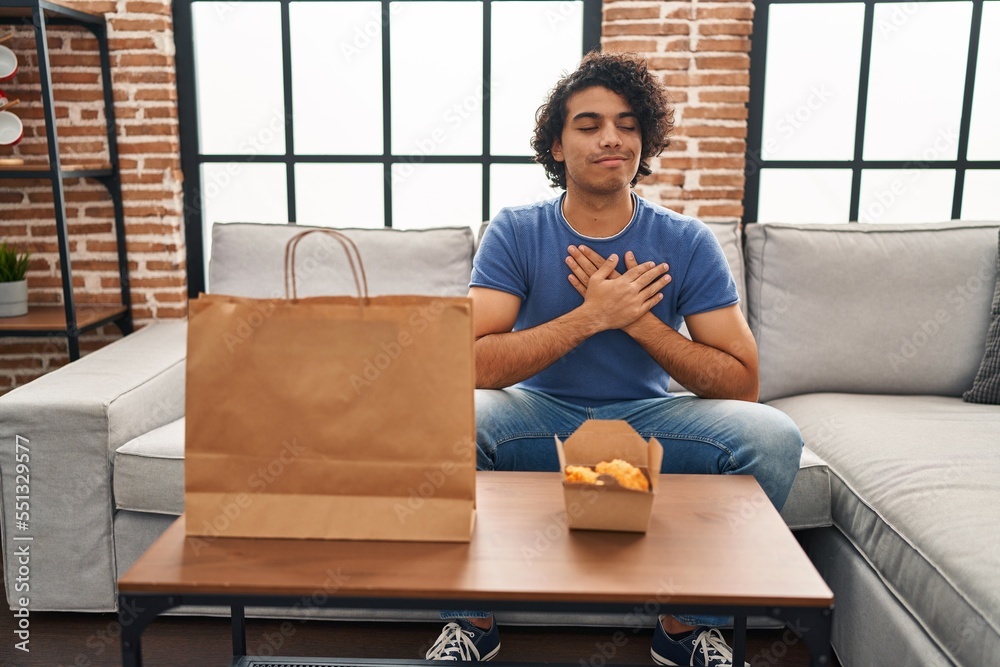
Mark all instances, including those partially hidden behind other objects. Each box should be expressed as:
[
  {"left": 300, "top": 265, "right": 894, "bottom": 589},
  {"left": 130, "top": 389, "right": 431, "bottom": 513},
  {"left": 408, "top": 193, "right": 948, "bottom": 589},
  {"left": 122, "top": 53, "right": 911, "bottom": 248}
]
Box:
[{"left": 577, "top": 253, "right": 669, "bottom": 332}]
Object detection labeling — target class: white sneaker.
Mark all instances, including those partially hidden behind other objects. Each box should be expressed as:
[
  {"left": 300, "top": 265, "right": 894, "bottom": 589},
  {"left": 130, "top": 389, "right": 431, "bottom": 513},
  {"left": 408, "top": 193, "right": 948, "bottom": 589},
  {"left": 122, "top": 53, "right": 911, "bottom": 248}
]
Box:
[{"left": 425, "top": 619, "right": 501, "bottom": 661}]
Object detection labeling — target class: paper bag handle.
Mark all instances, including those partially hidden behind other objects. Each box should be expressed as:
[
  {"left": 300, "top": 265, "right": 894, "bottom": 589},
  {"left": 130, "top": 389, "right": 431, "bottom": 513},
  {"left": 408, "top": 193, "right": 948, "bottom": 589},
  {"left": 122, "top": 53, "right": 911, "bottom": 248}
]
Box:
[{"left": 283, "top": 229, "right": 370, "bottom": 301}]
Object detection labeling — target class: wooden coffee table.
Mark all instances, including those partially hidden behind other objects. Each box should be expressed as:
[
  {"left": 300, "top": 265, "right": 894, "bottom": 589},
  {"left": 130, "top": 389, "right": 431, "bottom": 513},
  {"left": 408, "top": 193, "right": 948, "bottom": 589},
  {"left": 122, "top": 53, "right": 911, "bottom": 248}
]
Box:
[{"left": 118, "top": 472, "right": 834, "bottom": 666}]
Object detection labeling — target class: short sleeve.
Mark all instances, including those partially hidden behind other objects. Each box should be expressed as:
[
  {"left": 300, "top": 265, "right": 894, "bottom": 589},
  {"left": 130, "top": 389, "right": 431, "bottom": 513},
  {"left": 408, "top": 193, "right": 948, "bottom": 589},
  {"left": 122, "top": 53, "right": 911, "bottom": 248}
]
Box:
[
  {"left": 676, "top": 225, "right": 740, "bottom": 317},
  {"left": 470, "top": 209, "right": 528, "bottom": 300}
]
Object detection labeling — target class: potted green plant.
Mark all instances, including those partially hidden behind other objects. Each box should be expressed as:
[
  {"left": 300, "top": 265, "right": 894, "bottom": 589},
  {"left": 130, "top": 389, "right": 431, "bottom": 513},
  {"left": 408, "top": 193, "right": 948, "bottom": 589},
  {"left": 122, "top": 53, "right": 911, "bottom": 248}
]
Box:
[{"left": 0, "top": 240, "right": 29, "bottom": 317}]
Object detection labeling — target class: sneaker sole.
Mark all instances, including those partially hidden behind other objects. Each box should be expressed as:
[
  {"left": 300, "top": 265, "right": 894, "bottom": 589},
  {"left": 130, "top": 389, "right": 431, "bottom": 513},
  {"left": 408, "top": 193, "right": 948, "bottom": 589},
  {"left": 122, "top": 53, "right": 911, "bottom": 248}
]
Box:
[
  {"left": 481, "top": 642, "right": 501, "bottom": 661},
  {"left": 650, "top": 648, "right": 681, "bottom": 666}
]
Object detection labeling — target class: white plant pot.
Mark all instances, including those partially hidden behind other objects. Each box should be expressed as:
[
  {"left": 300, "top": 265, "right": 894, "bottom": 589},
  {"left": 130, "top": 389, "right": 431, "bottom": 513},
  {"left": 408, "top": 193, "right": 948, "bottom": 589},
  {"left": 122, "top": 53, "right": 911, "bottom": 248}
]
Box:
[{"left": 0, "top": 279, "right": 28, "bottom": 317}]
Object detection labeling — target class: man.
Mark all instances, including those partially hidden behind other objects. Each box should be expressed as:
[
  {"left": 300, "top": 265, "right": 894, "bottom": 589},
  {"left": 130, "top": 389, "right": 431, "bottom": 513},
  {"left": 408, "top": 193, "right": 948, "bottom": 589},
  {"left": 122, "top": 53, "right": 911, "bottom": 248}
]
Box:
[{"left": 424, "top": 51, "right": 803, "bottom": 667}]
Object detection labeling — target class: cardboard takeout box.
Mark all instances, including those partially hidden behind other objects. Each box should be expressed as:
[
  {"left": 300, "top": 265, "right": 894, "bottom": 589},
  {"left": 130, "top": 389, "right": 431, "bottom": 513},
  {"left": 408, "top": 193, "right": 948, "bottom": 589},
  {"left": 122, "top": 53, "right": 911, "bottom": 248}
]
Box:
[{"left": 555, "top": 420, "right": 663, "bottom": 533}]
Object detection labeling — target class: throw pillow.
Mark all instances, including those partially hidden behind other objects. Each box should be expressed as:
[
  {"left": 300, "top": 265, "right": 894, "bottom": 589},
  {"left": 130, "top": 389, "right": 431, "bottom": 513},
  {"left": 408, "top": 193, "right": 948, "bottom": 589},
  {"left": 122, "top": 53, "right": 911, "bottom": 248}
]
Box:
[{"left": 964, "top": 229, "right": 1000, "bottom": 404}]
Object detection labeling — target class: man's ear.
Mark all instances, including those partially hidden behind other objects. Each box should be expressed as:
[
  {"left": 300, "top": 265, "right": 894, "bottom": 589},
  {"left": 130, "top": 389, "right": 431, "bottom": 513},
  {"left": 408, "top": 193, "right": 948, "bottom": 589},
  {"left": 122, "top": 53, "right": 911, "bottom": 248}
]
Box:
[{"left": 551, "top": 138, "right": 565, "bottom": 163}]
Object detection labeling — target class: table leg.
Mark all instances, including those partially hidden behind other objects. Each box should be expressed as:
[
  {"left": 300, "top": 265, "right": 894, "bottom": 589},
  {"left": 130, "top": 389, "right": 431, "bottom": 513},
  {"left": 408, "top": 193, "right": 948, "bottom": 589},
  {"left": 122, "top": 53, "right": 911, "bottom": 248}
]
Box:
[
  {"left": 771, "top": 606, "right": 834, "bottom": 667},
  {"left": 119, "top": 594, "right": 177, "bottom": 667},
  {"left": 232, "top": 604, "right": 247, "bottom": 657},
  {"left": 731, "top": 615, "right": 747, "bottom": 666}
]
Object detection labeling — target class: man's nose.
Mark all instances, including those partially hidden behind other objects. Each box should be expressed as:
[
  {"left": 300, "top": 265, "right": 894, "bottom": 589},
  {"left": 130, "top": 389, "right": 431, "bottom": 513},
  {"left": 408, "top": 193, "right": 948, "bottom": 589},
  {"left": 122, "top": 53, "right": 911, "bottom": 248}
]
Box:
[{"left": 599, "top": 124, "right": 622, "bottom": 148}]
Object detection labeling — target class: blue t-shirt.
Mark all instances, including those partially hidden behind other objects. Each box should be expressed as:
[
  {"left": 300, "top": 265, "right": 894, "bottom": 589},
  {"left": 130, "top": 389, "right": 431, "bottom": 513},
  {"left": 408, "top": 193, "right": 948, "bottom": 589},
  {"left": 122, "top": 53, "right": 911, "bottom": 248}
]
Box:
[{"left": 470, "top": 193, "right": 739, "bottom": 406}]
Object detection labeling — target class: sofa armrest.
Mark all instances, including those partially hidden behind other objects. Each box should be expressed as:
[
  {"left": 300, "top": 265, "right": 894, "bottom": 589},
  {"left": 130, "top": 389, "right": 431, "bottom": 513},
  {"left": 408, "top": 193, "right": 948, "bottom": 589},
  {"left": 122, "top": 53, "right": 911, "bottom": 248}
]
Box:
[{"left": 0, "top": 321, "right": 187, "bottom": 611}]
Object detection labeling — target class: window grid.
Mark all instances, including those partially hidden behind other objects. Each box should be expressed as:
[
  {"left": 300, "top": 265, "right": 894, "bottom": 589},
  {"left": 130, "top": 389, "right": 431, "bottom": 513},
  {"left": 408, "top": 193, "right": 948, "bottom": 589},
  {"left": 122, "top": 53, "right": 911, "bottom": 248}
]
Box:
[
  {"left": 744, "top": 0, "right": 1000, "bottom": 225},
  {"left": 175, "top": 0, "right": 602, "bottom": 295}
]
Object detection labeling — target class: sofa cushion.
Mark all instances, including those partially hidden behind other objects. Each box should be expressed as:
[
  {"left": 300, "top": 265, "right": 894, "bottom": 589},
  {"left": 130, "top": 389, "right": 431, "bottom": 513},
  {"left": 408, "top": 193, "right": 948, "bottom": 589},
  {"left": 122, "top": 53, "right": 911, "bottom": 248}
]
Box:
[
  {"left": 112, "top": 415, "right": 832, "bottom": 535},
  {"left": 964, "top": 229, "right": 1000, "bottom": 404},
  {"left": 768, "top": 393, "right": 1000, "bottom": 667},
  {"left": 779, "top": 447, "right": 831, "bottom": 530},
  {"left": 208, "top": 223, "right": 475, "bottom": 298},
  {"left": 745, "top": 222, "right": 1000, "bottom": 402},
  {"left": 115, "top": 418, "right": 185, "bottom": 515}
]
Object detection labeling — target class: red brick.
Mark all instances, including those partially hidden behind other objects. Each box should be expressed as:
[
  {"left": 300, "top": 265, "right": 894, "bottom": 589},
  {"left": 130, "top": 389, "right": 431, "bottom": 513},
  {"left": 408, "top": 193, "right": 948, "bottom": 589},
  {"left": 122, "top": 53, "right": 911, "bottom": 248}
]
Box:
[
  {"left": 127, "top": 223, "right": 182, "bottom": 235},
  {"left": 666, "top": 7, "right": 695, "bottom": 19},
  {"left": 142, "top": 106, "right": 177, "bottom": 119},
  {"left": 50, "top": 55, "right": 100, "bottom": 68},
  {"left": 602, "top": 39, "right": 658, "bottom": 53},
  {"left": 123, "top": 1, "right": 173, "bottom": 15},
  {"left": 78, "top": 1, "right": 119, "bottom": 13},
  {"left": 684, "top": 105, "right": 747, "bottom": 120},
  {"left": 697, "top": 204, "right": 744, "bottom": 217},
  {"left": 54, "top": 72, "right": 102, "bottom": 84},
  {"left": 697, "top": 6, "right": 754, "bottom": 20},
  {"left": 131, "top": 276, "right": 186, "bottom": 288},
  {"left": 146, "top": 260, "right": 185, "bottom": 271},
  {"left": 123, "top": 123, "right": 178, "bottom": 138},
  {"left": 118, "top": 140, "right": 181, "bottom": 154},
  {"left": 681, "top": 188, "right": 744, "bottom": 200},
  {"left": 0, "top": 358, "right": 44, "bottom": 369},
  {"left": 68, "top": 222, "right": 115, "bottom": 235},
  {"left": 109, "top": 37, "right": 159, "bottom": 50},
  {"left": 699, "top": 22, "right": 753, "bottom": 36},
  {"left": 647, "top": 56, "right": 691, "bottom": 71},
  {"left": 134, "top": 88, "right": 177, "bottom": 102},
  {"left": 115, "top": 70, "right": 176, "bottom": 85},
  {"left": 695, "top": 55, "right": 751, "bottom": 70},
  {"left": 700, "top": 89, "right": 749, "bottom": 103},
  {"left": 110, "top": 18, "right": 173, "bottom": 32},
  {"left": 116, "top": 54, "right": 174, "bottom": 68},
  {"left": 662, "top": 38, "right": 692, "bottom": 52},
  {"left": 679, "top": 124, "right": 747, "bottom": 138},
  {"left": 141, "top": 157, "right": 181, "bottom": 169},
  {"left": 696, "top": 38, "right": 751, "bottom": 52},
  {"left": 604, "top": 22, "right": 689, "bottom": 36},
  {"left": 701, "top": 140, "right": 747, "bottom": 153},
  {"left": 54, "top": 89, "right": 103, "bottom": 102},
  {"left": 150, "top": 306, "right": 187, "bottom": 318},
  {"left": 68, "top": 37, "right": 99, "bottom": 51},
  {"left": 649, "top": 171, "right": 686, "bottom": 186},
  {"left": 604, "top": 6, "right": 661, "bottom": 21},
  {"left": 663, "top": 72, "right": 749, "bottom": 86},
  {"left": 152, "top": 291, "right": 187, "bottom": 302},
  {"left": 701, "top": 173, "right": 746, "bottom": 187}
]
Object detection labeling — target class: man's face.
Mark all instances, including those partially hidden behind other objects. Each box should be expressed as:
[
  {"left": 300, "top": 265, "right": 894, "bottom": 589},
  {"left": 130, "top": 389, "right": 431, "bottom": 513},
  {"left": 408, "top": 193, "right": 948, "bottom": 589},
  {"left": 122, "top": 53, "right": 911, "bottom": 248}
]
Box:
[{"left": 551, "top": 86, "right": 642, "bottom": 196}]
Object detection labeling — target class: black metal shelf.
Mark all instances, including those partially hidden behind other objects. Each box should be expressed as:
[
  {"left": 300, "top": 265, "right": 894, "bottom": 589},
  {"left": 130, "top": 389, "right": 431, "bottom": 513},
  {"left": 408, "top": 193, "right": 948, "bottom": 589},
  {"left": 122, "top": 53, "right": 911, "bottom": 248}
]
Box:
[{"left": 0, "top": 0, "right": 132, "bottom": 360}]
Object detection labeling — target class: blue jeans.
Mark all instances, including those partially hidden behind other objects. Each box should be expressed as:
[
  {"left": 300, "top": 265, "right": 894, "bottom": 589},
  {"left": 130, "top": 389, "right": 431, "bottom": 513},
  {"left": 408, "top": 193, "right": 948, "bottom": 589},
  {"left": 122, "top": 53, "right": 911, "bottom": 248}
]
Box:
[{"left": 448, "top": 387, "right": 803, "bottom": 628}]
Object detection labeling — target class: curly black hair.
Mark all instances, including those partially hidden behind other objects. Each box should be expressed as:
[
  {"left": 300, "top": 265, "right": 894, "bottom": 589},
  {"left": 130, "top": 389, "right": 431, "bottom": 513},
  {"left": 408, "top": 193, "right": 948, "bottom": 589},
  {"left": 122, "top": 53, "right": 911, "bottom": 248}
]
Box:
[{"left": 532, "top": 50, "right": 674, "bottom": 189}]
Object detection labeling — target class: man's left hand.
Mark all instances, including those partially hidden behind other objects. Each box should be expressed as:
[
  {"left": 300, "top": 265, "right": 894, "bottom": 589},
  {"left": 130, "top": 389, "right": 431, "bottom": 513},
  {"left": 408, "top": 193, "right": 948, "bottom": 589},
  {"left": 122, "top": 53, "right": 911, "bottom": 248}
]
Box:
[{"left": 566, "top": 245, "right": 671, "bottom": 297}]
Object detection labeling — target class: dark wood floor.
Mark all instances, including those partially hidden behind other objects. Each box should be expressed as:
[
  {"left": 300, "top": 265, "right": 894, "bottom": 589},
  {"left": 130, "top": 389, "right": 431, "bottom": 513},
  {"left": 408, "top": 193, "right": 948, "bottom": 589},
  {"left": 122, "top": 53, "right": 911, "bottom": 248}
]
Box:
[{"left": 0, "top": 577, "right": 840, "bottom": 667}]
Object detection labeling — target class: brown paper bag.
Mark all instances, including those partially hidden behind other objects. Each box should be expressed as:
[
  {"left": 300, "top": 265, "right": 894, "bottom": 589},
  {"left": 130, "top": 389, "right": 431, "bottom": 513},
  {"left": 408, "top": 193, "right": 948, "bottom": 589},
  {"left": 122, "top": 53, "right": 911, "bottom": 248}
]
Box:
[{"left": 184, "top": 230, "right": 477, "bottom": 542}]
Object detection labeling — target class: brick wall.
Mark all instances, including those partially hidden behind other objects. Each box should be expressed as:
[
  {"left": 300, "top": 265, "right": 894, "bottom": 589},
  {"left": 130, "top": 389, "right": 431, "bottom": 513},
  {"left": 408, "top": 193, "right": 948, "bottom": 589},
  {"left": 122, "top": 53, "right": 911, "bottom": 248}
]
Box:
[
  {"left": 0, "top": 0, "right": 753, "bottom": 394},
  {"left": 0, "top": 0, "right": 185, "bottom": 392},
  {"left": 603, "top": 0, "right": 752, "bottom": 219}
]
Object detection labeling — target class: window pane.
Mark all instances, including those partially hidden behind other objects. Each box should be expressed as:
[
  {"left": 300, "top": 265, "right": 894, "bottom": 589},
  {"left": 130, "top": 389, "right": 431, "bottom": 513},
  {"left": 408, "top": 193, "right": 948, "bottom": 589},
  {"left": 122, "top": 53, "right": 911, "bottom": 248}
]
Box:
[
  {"left": 864, "top": 3, "right": 971, "bottom": 161},
  {"left": 756, "top": 169, "right": 852, "bottom": 223},
  {"left": 200, "top": 163, "right": 289, "bottom": 275},
  {"left": 295, "top": 164, "right": 384, "bottom": 227},
  {"left": 489, "top": 164, "right": 561, "bottom": 219},
  {"left": 962, "top": 170, "right": 1000, "bottom": 219},
  {"left": 968, "top": 1, "right": 1000, "bottom": 160},
  {"left": 858, "top": 169, "right": 956, "bottom": 223},
  {"left": 390, "top": 2, "right": 483, "bottom": 156},
  {"left": 391, "top": 163, "right": 481, "bottom": 229},
  {"left": 491, "top": 2, "right": 582, "bottom": 156},
  {"left": 761, "top": 3, "right": 864, "bottom": 161},
  {"left": 290, "top": 2, "right": 383, "bottom": 155},
  {"left": 193, "top": 3, "right": 286, "bottom": 155}
]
